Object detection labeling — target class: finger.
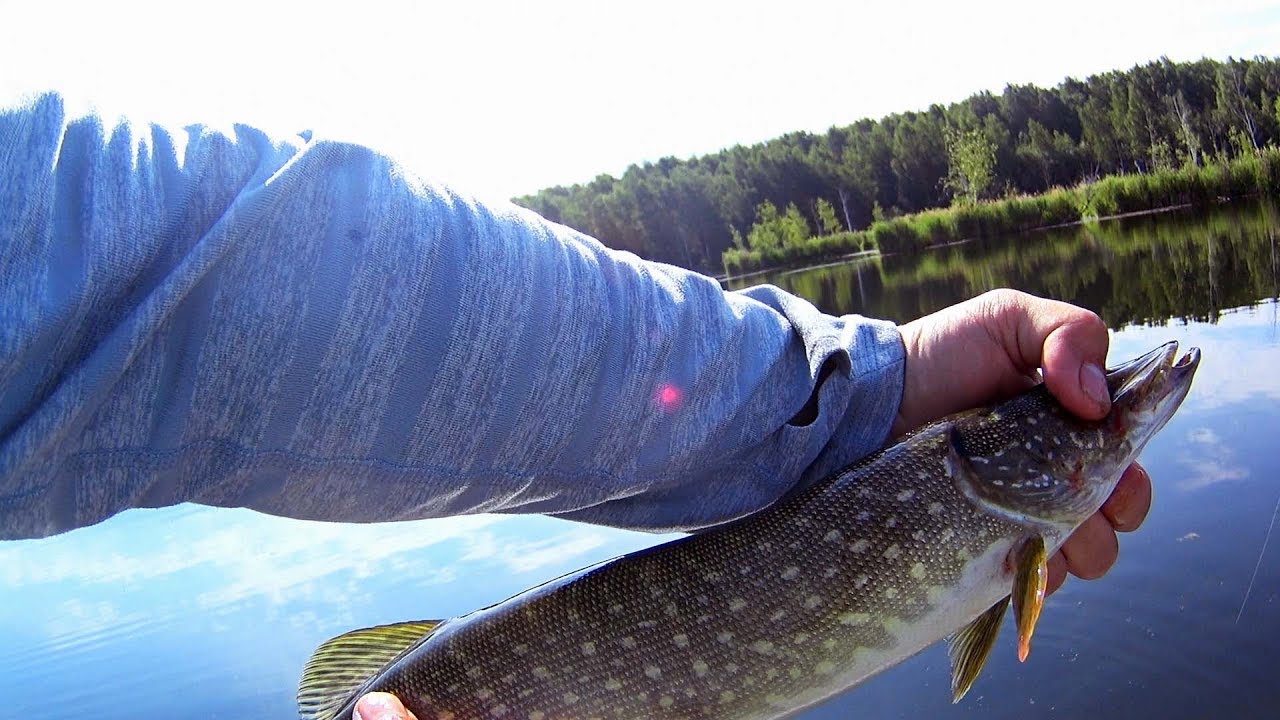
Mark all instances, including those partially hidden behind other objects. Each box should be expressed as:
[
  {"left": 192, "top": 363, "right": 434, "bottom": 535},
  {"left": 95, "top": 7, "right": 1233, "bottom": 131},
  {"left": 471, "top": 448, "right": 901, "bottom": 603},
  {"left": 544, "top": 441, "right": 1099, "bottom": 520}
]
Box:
[
  {"left": 1101, "top": 463, "right": 1153, "bottom": 532},
  {"left": 355, "top": 692, "right": 417, "bottom": 720},
  {"left": 1060, "top": 512, "right": 1119, "bottom": 580},
  {"left": 1046, "top": 550, "right": 1068, "bottom": 596},
  {"left": 983, "top": 289, "right": 1111, "bottom": 420}
]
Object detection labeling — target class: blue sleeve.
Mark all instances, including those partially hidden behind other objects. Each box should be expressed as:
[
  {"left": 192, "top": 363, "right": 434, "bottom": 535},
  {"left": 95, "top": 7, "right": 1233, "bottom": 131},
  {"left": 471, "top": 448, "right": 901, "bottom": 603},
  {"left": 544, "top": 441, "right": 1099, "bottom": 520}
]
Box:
[{"left": 0, "top": 92, "right": 905, "bottom": 539}]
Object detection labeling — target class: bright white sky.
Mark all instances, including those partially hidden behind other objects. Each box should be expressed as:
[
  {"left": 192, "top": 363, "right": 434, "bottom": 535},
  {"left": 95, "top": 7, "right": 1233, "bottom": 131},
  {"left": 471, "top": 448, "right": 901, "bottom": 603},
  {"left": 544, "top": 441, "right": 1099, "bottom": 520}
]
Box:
[{"left": 1, "top": 0, "right": 1277, "bottom": 199}]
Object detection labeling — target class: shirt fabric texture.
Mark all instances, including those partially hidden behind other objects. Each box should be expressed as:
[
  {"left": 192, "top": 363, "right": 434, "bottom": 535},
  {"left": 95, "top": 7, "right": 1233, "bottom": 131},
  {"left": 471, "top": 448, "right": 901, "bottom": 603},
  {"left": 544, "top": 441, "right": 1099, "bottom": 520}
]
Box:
[{"left": 0, "top": 92, "right": 905, "bottom": 540}]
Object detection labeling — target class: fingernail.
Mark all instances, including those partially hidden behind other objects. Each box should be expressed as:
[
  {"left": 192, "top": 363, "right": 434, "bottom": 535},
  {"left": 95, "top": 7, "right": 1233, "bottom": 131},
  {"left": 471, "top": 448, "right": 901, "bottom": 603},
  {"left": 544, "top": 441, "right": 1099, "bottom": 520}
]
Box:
[
  {"left": 1080, "top": 363, "right": 1110, "bottom": 410},
  {"left": 355, "top": 694, "right": 406, "bottom": 720}
]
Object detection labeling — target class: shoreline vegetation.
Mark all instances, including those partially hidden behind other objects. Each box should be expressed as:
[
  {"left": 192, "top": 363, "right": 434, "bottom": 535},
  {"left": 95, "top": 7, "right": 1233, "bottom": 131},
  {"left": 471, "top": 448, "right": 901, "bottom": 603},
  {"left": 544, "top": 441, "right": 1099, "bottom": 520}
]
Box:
[
  {"left": 516, "top": 56, "right": 1280, "bottom": 278},
  {"left": 720, "top": 147, "right": 1280, "bottom": 277}
]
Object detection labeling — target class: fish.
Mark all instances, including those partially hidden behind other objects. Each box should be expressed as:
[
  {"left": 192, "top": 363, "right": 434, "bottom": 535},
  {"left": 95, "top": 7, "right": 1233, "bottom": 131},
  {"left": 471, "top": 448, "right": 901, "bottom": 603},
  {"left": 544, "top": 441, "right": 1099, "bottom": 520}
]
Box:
[{"left": 298, "top": 341, "right": 1200, "bottom": 720}]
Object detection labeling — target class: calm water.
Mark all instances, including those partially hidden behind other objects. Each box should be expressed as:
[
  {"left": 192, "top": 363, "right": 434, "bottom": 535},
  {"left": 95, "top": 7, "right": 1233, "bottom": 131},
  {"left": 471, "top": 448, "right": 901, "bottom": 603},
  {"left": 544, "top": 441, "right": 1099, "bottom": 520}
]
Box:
[{"left": 3, "top": 202, "right": 1279, "bottom": 719}]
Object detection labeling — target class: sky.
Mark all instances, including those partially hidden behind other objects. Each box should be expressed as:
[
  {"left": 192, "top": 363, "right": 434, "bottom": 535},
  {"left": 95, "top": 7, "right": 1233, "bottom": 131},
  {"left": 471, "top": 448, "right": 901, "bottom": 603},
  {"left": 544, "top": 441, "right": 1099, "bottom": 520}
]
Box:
[{"left": 1, "top": 0, "right": 1278, "bottom": 199}]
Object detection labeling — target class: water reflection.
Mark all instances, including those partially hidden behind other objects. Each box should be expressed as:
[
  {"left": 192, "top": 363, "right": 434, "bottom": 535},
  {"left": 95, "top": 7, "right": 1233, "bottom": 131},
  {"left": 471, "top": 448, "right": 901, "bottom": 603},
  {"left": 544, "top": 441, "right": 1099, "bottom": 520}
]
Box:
[
  {"left": 2, "top": 203, "right": 1279, "bottom": 719},
  {"left": 733, "top": 199, "right": 1280, "bottom": 330}
]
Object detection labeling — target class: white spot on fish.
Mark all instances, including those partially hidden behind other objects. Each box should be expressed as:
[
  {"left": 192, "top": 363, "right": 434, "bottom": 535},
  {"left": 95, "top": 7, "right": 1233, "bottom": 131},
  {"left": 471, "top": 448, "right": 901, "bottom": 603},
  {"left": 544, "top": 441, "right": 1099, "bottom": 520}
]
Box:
[
  {"left": 729, "top": 598, "right": 747, "bottom": 612},
  {"left": 608, "top": 603, "right": 623, "bottom": 615},
  {"left": 912, "top": 529, "right": 927, "bottom": 542},
  {"left": 971, "top": 456, "right": 990, "bottom": 465},
  {"left": 926, "top": 585, "right": 948, "bottom": 603},
  {"left": 839, "top": 611, "right": 870, "bottom": 625},
  {"left": 620, "top": 636, "right": 637, "bottom": 649},
  {"left": 692, "top": 659, "right": 709, "bottom": 677},
  {"left": 645, "top": 665, "right": 662, "bottom": 679},
  {"left": 638, "top": 620, "right": 657, "bottom": 629},
  {"left": 816, "top": 661, "right": 836, "bottom": 675},
  {"left": 567, "top": 609, "right": 580, "bottom": 622},
  {"left": 562, "top": 691, "right": 579, "bottom": 705},
  {"left": 532, "top": 666, "right": 550, "bottom": 679},
  {"left": 476, "top": 689, "right": 494, "bottom": 701},
  {"left": 490, "top": 704, "right": 508, "bottom": 718},
  {"left": 794, "top": 631, "right": 811, "bottom": 643},
  {"left": 824, "top": 529, "right": 843, "bottom": 543},
  {"left": 672, "top": 633, "right": 689, "bottom": 648},
  {"left": 804, "top": 595, "right": 823, "bottom": 609},
  {"left": 605, "top": 678, "right": 622, "bottom": 690},
  {"left": 581, "top": 641, "right": 596, "bottom": 656},
  {"left": 528, "top": 712, "right": 545, "bottom": 720},
  {"left": 781, "top": 566, "right": 800, "bottom": 581},
  {"left": 704, "top": 571, "right": 722, "bottom": 583},
  {"left": 718, "top": 631, "right": 734, "bottom": 645},
  {"left": 883, "top": 544, "right": 902, "bottom": 560},
  {"left": 513, "top": 643, "right": 528, "bottom": 656},
  {"left": 765, "top": 668, "right": 779, "bottom": 680},
  {"left": 884, "top": 515, "right": 898, "bottom": 528},
  {"left": 664, "top": 602, "right": 679, "bottom": 617},
  {"left": 823, "top": 566, "right": 838, "bottom": 578},
  {"left": 822, "top": 638, "right": 837, "bottom": 650},
  {"left": 851, "top": 539, "right": 871, "bottom": 553},
  {"left": 770, "top": 610, "right": 787, "bottom": 622},
  {"left": 720, "top": 690, "right": 737, "bottom": 703},
  {"left": 789, "top": 666, "right": 803, "bottom": 679},
  {"left": 940, "top": 527, "right": 955, "bottom": 542},
  {"left": 437, "top": 712, "right": 456, "bottom": 720},
  {"left": 927, "top": 501, "right": 944, "bottom": 515},
  {"left": 751, "top": 640, "right": 774, "bottom": 654},
  {"left": 884, "top": 587, "right": 899, "bottom": 599},
  {"left": 659, "top": 695, "right": 675, "bottom": 709},
  {"left": 725, "top": 662, "right": 740, "bottom": 673},
  {"left": 956, "top": 548, "right": 973, "bottom": 561},
  {"left": 467, "top": 667, "right": 483, "bottom": 680},
  {"left": 896, "top": 489, "right": 916, "bottom": 502},
  {"left": 854, "top": 573, "right": 869, "bottom": 588},
  {"left": 910, "top": 562, "right": 926, "bottom": 579}
]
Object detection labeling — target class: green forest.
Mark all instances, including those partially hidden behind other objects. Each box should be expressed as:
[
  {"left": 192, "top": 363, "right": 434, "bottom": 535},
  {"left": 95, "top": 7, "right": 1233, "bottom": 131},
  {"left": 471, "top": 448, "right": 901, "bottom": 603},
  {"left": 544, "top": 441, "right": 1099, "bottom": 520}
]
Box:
[{"left": 514, "top": 56, "right": 1280, "bottom": 275}]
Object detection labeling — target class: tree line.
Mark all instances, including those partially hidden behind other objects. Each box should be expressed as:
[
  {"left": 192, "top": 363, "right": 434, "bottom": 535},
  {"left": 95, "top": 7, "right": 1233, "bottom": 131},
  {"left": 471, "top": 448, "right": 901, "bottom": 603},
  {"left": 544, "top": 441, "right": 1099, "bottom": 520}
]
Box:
[{"left": 514, "top": 56, "right": 1280, "bottom": 274}]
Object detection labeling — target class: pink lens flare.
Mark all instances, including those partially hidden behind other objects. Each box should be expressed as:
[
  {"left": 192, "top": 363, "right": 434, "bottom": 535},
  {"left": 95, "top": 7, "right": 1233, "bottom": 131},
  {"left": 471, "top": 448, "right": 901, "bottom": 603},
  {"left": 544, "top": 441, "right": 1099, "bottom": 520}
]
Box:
[{"left": 657, "top": 383, "right": 684, "bottom": 412}]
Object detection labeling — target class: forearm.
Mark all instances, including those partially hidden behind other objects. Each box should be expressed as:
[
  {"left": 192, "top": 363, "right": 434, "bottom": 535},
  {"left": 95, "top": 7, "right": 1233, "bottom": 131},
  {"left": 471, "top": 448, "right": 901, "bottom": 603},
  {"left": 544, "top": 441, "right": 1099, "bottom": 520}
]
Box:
[{"left": 0, "top": 93, "right": 905, "bottom": 539}]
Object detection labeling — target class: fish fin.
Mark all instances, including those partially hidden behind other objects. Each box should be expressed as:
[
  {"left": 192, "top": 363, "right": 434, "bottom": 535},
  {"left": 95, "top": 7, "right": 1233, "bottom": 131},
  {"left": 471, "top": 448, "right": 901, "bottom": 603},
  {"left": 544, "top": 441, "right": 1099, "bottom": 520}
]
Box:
[
  {"left": 946, "top": 596, "right": 1009, "bottom": 703},
  {"left": 1012, "top": 535, "right": 1049, "bottom": 663},
  {"left": 298, "top": 620, "right": 442, "bottom": 720}
]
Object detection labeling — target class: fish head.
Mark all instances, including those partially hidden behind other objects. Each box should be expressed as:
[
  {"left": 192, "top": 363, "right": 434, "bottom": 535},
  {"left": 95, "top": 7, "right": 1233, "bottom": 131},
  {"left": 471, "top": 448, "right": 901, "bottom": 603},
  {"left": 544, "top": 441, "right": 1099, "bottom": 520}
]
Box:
[{"left": 948, "top": 342, "right": 1200, "bottom": 534}]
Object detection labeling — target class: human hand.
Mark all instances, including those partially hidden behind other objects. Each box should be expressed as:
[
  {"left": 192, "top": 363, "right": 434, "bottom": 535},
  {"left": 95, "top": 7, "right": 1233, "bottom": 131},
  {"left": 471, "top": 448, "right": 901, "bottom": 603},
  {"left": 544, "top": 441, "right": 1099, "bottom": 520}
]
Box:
[
  {"left": 893, "top": 289, "right": 1151, "bottom": 595},
  {"left": 354, "top": 692, "right": 417, "bottom": 720}
]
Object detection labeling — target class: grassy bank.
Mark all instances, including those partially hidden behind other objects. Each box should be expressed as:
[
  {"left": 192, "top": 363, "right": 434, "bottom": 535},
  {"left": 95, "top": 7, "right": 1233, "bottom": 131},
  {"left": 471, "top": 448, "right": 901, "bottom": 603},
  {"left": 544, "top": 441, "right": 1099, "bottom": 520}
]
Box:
[{"left": 721, "top": 148, "right": 1280, "bottom": 276}]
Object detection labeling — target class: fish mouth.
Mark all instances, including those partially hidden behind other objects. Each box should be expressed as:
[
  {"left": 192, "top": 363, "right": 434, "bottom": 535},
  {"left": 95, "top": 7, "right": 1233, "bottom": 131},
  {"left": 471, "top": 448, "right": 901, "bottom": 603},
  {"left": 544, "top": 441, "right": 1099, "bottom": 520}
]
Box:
[{"left": 1106, "top": 341, "right": 1200, "bottom": 428}]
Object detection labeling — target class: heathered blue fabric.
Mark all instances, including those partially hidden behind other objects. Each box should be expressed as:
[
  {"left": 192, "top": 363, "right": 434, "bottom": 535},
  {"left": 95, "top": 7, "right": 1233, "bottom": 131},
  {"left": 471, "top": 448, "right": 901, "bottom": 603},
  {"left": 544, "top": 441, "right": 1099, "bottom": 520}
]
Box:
[{"left": 0, "top": 93, "right": 905, "bottom": 539}]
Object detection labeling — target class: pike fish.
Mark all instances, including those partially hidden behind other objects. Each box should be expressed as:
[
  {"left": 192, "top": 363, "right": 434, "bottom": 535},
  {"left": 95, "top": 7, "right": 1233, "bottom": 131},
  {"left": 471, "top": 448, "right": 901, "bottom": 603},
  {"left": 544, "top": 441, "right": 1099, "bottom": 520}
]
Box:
[{"left": 298, "top": 342, "right": 1199, "bottom": 720}]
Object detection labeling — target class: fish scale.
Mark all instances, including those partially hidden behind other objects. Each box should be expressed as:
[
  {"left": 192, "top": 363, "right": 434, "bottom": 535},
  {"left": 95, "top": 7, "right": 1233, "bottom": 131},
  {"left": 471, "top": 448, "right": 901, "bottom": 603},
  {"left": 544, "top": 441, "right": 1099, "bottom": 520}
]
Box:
[
  {"left": 379, "top": 441, "right": 1013, "bottom": 720},
  {"left": 299, "top": 342, "right": 1200, "bottom": 720}
]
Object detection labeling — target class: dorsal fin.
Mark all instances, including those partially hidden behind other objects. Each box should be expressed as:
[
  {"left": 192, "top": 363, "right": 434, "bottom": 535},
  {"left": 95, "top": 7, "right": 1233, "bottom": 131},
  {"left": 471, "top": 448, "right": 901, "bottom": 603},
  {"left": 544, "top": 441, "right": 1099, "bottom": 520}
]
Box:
[{"left": 297, "top": 620, "right": 441, "bottom": 720}]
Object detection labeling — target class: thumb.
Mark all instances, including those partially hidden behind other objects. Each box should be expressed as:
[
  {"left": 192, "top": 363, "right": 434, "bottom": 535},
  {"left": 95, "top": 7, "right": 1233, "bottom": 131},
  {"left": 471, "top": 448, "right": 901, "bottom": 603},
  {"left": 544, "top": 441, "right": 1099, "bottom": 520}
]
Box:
[
  {"left": 997, "top": 290, "right": 1111, "bottom": 420},
  {"left": 354, "top": 692, "right": 417, "bottom": 720}
]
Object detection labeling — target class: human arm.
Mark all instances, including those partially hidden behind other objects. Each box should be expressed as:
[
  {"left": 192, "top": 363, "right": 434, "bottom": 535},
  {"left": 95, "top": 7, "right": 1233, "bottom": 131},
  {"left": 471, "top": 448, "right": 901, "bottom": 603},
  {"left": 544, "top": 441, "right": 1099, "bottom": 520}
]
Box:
[{"left": 0, "top": 92, "right": 904, "bottom": 539}]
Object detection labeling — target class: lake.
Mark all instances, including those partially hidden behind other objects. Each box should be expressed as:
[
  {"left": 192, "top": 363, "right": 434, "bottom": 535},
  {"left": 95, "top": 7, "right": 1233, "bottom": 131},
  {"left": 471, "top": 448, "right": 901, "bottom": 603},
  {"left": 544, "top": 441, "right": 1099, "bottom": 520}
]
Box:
[{"left": 3, "top": 200, "right": 1279, "bottom": 719}]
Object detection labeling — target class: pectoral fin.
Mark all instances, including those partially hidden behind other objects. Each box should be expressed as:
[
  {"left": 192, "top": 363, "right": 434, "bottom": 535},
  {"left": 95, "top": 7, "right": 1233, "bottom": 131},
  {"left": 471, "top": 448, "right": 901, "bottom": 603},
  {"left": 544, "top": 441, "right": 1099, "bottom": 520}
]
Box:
[
  {"left": 298, "top": 620, "right": 442, "bottom": 720},
  {"left": 946, "top": 596, "right": 1009, "bottom": 703},
  {"left": 1012, "top": 535, "right": 1049, "bottom": 662}
]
